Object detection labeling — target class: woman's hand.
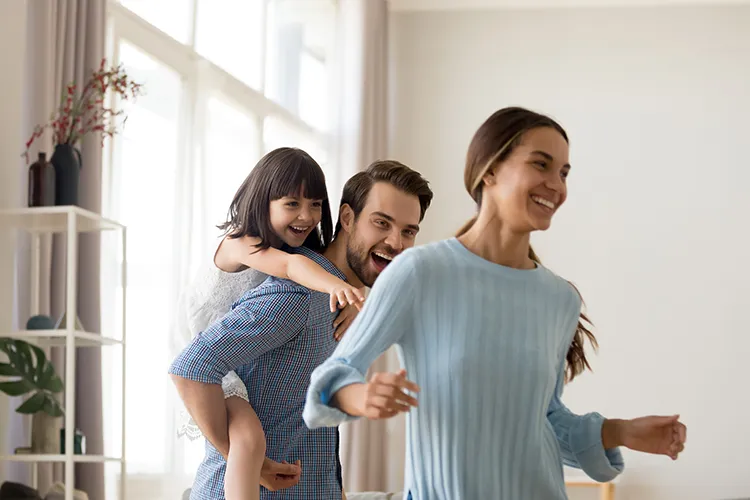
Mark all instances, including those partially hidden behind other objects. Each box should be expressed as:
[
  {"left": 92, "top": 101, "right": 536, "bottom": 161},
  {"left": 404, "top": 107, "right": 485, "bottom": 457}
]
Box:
[
  {"left": 604, "top": 415, "right": 687, "bottom": 460},
  {"left": 329, "top": 284, "right": 365, "bottom": 313},
  {"left": 333, "top": 303, "right": 360, "bottom": 341},
  {"left": 332, "top": 369, "right": 420, "bottom": 420}
]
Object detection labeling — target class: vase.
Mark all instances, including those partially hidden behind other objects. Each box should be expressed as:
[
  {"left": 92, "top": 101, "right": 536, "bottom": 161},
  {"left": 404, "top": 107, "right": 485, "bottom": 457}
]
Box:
[
  {"left": 30, "top": 411, "right": 60, "bottom": 454},
  {"left": 50, "top": 144, "right": 82, "bottom": 206},
  {"left": 28, "top": 152, "right": 56, "bottom": 207}
]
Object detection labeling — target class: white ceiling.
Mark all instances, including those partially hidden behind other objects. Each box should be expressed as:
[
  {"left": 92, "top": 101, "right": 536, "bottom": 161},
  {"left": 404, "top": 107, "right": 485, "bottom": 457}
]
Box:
[{"left": 388, "top": 0, "right": 750, "bottom": 11}]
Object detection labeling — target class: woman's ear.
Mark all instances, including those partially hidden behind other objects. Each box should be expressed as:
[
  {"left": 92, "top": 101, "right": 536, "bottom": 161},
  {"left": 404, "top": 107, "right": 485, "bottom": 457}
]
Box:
[
  {"left": 339, "top": 204, "right": 355, "bottom": 233},
  {"left": 482, "top": 168, "right": 496, "bottom": 187}
]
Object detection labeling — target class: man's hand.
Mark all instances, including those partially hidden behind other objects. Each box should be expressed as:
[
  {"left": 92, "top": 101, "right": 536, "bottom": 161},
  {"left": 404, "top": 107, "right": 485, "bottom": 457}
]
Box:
[
  {"left": 333, "top": 303, "right": 360, "bottom": 341},
  {"left": 603, "top": 415, "right": 687, "bottom": 460},
  {"left": 260, "top": 458, "right": 301, "bottom": 491},
  {"left": 333, "top": 369, "right": 419, "bottom": 419}
]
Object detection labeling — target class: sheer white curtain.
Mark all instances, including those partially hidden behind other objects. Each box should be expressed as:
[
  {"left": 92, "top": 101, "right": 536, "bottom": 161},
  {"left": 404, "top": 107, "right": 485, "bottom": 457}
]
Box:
[
  {"left": 102, "top": 2, "right": 336, "bottom": 498},
  {"left": 330, "top": 0, "right": 407, "bottom": 493},
  {"left": 101, "top": 51, "right": 262, "bottom": 499}
]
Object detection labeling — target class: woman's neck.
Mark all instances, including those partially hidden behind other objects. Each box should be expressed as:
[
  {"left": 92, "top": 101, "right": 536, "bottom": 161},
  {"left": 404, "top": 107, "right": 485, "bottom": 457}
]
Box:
[{"left": 457, "top": 212, "right": 535, "bottom": 270}]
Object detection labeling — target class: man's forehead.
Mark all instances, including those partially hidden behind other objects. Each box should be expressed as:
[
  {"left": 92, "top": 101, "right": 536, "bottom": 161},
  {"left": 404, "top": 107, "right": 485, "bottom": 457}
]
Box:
[{"left": 361, "top": 182, "right": 421, "bottom": 226}]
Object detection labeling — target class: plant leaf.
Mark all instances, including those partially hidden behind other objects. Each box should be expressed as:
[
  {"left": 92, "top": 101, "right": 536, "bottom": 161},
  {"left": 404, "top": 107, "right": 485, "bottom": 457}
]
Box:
[
  {"left": 16, "top": 342, "right": 35, "bottom": 378},
  {"left": 47, "top": 374, "right": 64, "bottom": 393},
  {"left": 38, "top": 357, "right": 55, "bottom": 388},
  {"left": 0, "top": 362, "right": 19, "bottom": 376},
  {"left": 0, "top": 380, "right": 34, "bottom": 396},
  {"left": 30, "top": 344, "right": 48, "bottom": 382},
  {"left": 0, "top": 339, "right": 64, "bottom": 413},
  {"left": 16, "top": 392, "right": 46, "bottom": 414},
  {"left": 43, "top": 395, "right": 64, "bottom": 417}
]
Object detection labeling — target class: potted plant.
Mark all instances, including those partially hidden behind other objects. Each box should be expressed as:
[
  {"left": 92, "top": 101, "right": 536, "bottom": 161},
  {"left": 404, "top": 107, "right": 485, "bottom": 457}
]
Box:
[
  {"left": 0, "top": 338, "right": 64, "bottom": 453},
  {"left": 22, "top": 58, "right": 143, "bottom": 206}
]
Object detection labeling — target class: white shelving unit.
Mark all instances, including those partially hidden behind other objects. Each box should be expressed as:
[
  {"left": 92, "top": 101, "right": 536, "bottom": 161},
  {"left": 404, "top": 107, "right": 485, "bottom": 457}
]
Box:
[{"left": 0, "top": 206, "right": 127, "bottom": 500}]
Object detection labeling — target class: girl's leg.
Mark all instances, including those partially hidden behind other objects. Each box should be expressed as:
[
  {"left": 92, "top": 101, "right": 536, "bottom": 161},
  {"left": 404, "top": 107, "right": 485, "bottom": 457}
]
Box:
[{"left": 224, "top": 396, "right": 266, "bottom": 500}]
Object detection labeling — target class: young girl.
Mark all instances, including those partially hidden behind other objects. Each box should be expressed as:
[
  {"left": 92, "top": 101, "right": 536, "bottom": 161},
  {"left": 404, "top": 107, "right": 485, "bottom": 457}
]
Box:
[
  {"left": 303, "top": 108, "right": 687, "bottom": 499},
  {"left": 175, "top": 147, "right": 359, "bottom": 499}
]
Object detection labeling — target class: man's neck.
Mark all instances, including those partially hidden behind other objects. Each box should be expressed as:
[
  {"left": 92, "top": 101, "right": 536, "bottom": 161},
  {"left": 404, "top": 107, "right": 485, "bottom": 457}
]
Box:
[{"left": 323, "top": 236, "right": 364, "bottom": 289}]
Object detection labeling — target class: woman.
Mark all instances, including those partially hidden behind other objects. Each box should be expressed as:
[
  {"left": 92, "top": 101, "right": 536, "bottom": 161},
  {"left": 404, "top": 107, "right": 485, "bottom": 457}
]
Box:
[{"left": 302, "top": 107, "right": 687, "bottom": 499}]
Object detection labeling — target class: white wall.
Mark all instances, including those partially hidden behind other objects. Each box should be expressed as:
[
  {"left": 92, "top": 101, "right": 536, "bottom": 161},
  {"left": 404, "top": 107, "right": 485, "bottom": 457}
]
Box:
[
  {"left": 390, "top": 5, "right": 749, "bottom": 500},
  {"left": 0, "top": 0, "right": 29, "bottom": 482}
]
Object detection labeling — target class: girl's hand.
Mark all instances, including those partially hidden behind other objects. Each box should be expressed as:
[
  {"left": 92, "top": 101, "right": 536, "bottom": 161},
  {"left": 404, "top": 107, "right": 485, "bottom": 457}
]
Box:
[
  {"left": 329, "top": 284, "right": 365, "bottom": 313},
  {"left": 618, "top": 415, "right": 687, "bottom": 460},
  {"left": 333, "top": 303, "right": 360, "bottom": 341}
]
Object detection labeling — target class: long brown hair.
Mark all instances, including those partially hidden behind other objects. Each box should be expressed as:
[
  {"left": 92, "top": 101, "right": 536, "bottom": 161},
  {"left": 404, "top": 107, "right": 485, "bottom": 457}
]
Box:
[
  {"left": 218, "top": 147, "right": 333, "bottom": 252},
  {"left": 456, "top": 107, "right": 596, "bottom": 382}
]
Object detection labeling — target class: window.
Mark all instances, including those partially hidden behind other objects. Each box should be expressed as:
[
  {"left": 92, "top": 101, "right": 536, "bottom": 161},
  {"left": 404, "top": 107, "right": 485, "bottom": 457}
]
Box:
[
  {"left": 119, "top": 0, "right": 193, "bottom": 43},
  {"left": 104, "top": 1, "right": 336, "bottom": 496},
  {"left": 265, "top": 0, "right": 335, "bottom": 130},
  {"left": 194, "top": 0, "right": 265, "bottom": 89}
]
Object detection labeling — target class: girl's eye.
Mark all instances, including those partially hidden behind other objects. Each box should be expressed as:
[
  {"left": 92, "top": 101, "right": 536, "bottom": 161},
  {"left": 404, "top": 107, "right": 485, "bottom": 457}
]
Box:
[
  {"left": 312, "top": 201, "right": 322, "bottom": 208},
  {"left": 534, "top": 161, "right": 546, "bottom": 169},
  {"left": 286, "top": 201, "right": 299, "bottom": 208}
]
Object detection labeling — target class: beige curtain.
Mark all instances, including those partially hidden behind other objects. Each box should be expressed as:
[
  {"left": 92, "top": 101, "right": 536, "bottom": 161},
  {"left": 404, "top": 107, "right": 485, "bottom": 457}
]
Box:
[
  {"left": 13, "top": 0, "right": 107, "bottom": 497},
  {"left": 331, "top": 0, "right": 406, "bottom": 493}
]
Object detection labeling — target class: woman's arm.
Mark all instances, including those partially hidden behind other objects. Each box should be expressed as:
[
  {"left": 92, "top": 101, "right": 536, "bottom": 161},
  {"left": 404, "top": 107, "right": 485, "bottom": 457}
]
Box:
[
  {"left": 303, "top": 250, "right": 420, "bottom": 429},
  {"left": 546, "top": 367, "right": 626, "bottom": 482},
  {"left": 219, "top": 235, "right": 365, "bottom": 311}
]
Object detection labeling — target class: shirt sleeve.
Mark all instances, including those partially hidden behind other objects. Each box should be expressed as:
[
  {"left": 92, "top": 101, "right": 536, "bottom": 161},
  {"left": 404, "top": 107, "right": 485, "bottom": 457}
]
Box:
[
  {"left": 303, "top": 250, "right": 418, "bottom": 429},
  {"left": 168, "top": 283, "right": 309, "bottom": 384},
  {"left": 546, "top": 359, "right": 625, "bottom": 482}
]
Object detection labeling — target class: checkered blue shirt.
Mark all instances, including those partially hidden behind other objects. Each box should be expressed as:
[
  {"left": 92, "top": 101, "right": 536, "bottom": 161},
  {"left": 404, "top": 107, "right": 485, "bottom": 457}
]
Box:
[{"left": 169, "top": 246, "right": 343, "bottom": 499}]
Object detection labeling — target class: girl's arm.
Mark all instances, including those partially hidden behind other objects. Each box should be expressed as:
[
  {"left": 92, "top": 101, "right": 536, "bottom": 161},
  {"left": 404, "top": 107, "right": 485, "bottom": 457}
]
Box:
[
  {"left": 302, "top": 249, "right": 419, "bottom": 429},
  {"left": 218, "top": 235, "right": 365, "bottom": 312}
]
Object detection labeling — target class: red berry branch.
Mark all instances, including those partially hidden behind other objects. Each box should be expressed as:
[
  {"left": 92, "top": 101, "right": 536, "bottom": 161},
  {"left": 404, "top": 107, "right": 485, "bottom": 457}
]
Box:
[{"left": 22, "top": 58, "right": 144, "bottom": 164}]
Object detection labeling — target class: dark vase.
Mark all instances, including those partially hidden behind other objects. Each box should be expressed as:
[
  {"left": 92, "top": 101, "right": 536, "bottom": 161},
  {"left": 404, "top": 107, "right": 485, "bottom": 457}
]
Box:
[
  {"left": 50, "top": 143, "right": 82, "bottom": 206},
  {"left": 27, "top": 152, "right": 56, "bottom": 207}
]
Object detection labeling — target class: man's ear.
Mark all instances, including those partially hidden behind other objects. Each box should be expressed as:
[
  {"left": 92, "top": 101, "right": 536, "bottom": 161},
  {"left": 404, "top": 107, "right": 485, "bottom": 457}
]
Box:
[{"left": 339, "top": 204, "right": 355, "bottom": 233}]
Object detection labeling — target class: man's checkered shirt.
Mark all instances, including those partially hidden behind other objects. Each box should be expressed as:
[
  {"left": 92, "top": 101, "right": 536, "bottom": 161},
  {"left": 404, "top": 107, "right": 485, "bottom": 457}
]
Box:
[{"left": 169, "top": 246, "right": 344, "bottom": 499}]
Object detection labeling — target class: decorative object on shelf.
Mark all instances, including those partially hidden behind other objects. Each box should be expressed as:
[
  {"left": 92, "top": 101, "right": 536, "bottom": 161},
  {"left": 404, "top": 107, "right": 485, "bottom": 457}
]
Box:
[
  {"left": 44, "top": 482, "right": 89, "bottom": 500},
  {"left": 27, "top": 152, "right": 55, "bottom": 207},
  {"left": 21, "top": 58, "right": 144, "bottom": 206},
  {"left": 50, "top": 144, "right": 82, "bottom": 206},
  {"left": 0, "top": 339, "right": 64, "bottom": 454},
  {"left": 54, "top": 312, "right": 85, "bottom": 331},
  {"left": 26, "top": 315, "right": 56, "bottom": 330},
  {"left": 0, "top": 481, "right": 43, "bottom": 500},
  {"left": 59, "top": 428, "right": 86, "bottom": 454}
]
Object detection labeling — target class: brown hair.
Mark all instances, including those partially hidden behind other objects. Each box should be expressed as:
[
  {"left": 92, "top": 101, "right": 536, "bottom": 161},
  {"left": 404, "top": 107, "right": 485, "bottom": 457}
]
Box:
[
  {"left": 335, "top": 160, "right": 434, "bottom": 236},
  {"left": 456, "top": 107, "right": 596, "bottom": 382},
  {"left": 218, "top": 147, "right": 333, "bottom": 252}
]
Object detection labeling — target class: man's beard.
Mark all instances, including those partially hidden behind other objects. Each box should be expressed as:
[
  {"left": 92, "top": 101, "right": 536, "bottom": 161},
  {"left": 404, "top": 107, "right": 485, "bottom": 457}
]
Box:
[{"left": 346, "top": 239, "right": 376, "bottom": 288}]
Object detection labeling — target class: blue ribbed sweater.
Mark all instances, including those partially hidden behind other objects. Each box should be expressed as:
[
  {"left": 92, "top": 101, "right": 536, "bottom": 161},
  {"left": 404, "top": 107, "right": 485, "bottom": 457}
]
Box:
[{"left": 304, "top": 238, "right": 624, "bottom": 499}]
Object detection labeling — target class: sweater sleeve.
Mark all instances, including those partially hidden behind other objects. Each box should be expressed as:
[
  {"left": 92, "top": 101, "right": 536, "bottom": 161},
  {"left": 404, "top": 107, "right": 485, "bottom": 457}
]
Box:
[
  {"left": 546, "top": 359, "right": 625, "bottom": 482},
  {"left": 303, "top": 250, "right": 418, "bottom": 429}
]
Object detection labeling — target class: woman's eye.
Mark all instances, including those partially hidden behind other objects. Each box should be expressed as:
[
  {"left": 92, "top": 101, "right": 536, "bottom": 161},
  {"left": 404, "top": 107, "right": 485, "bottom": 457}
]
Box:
[{"left": 286, "top": 202, "right": 299, "bottom": 208}]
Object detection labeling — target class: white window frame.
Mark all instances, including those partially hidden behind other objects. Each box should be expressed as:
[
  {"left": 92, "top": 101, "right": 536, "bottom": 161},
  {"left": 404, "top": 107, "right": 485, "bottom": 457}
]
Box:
[{"left": 102, "top": 0, "right": 336, "bottom": 493}]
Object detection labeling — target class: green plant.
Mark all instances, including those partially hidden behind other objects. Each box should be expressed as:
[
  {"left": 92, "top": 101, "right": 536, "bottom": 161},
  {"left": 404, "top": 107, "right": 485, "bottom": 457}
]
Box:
[{"left": 0, "top": 338, "right": 64, "bottom": 417}]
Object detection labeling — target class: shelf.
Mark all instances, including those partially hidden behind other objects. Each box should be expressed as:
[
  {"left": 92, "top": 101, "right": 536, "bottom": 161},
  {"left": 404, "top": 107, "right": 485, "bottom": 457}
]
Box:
[
  {"left": 0, "top": 206, "right": 124, "bottom": 233},
  {"left": 0, "top": 454, "right": 123, "bottom": 463},
  {"left": 0, "top": 330, "right": 123, "bottom": 347}
]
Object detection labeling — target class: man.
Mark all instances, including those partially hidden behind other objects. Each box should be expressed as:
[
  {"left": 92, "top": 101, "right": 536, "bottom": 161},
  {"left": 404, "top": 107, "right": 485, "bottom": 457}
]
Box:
[{"left": 169, "top": 160, "right": 433, "bottom": 499}]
